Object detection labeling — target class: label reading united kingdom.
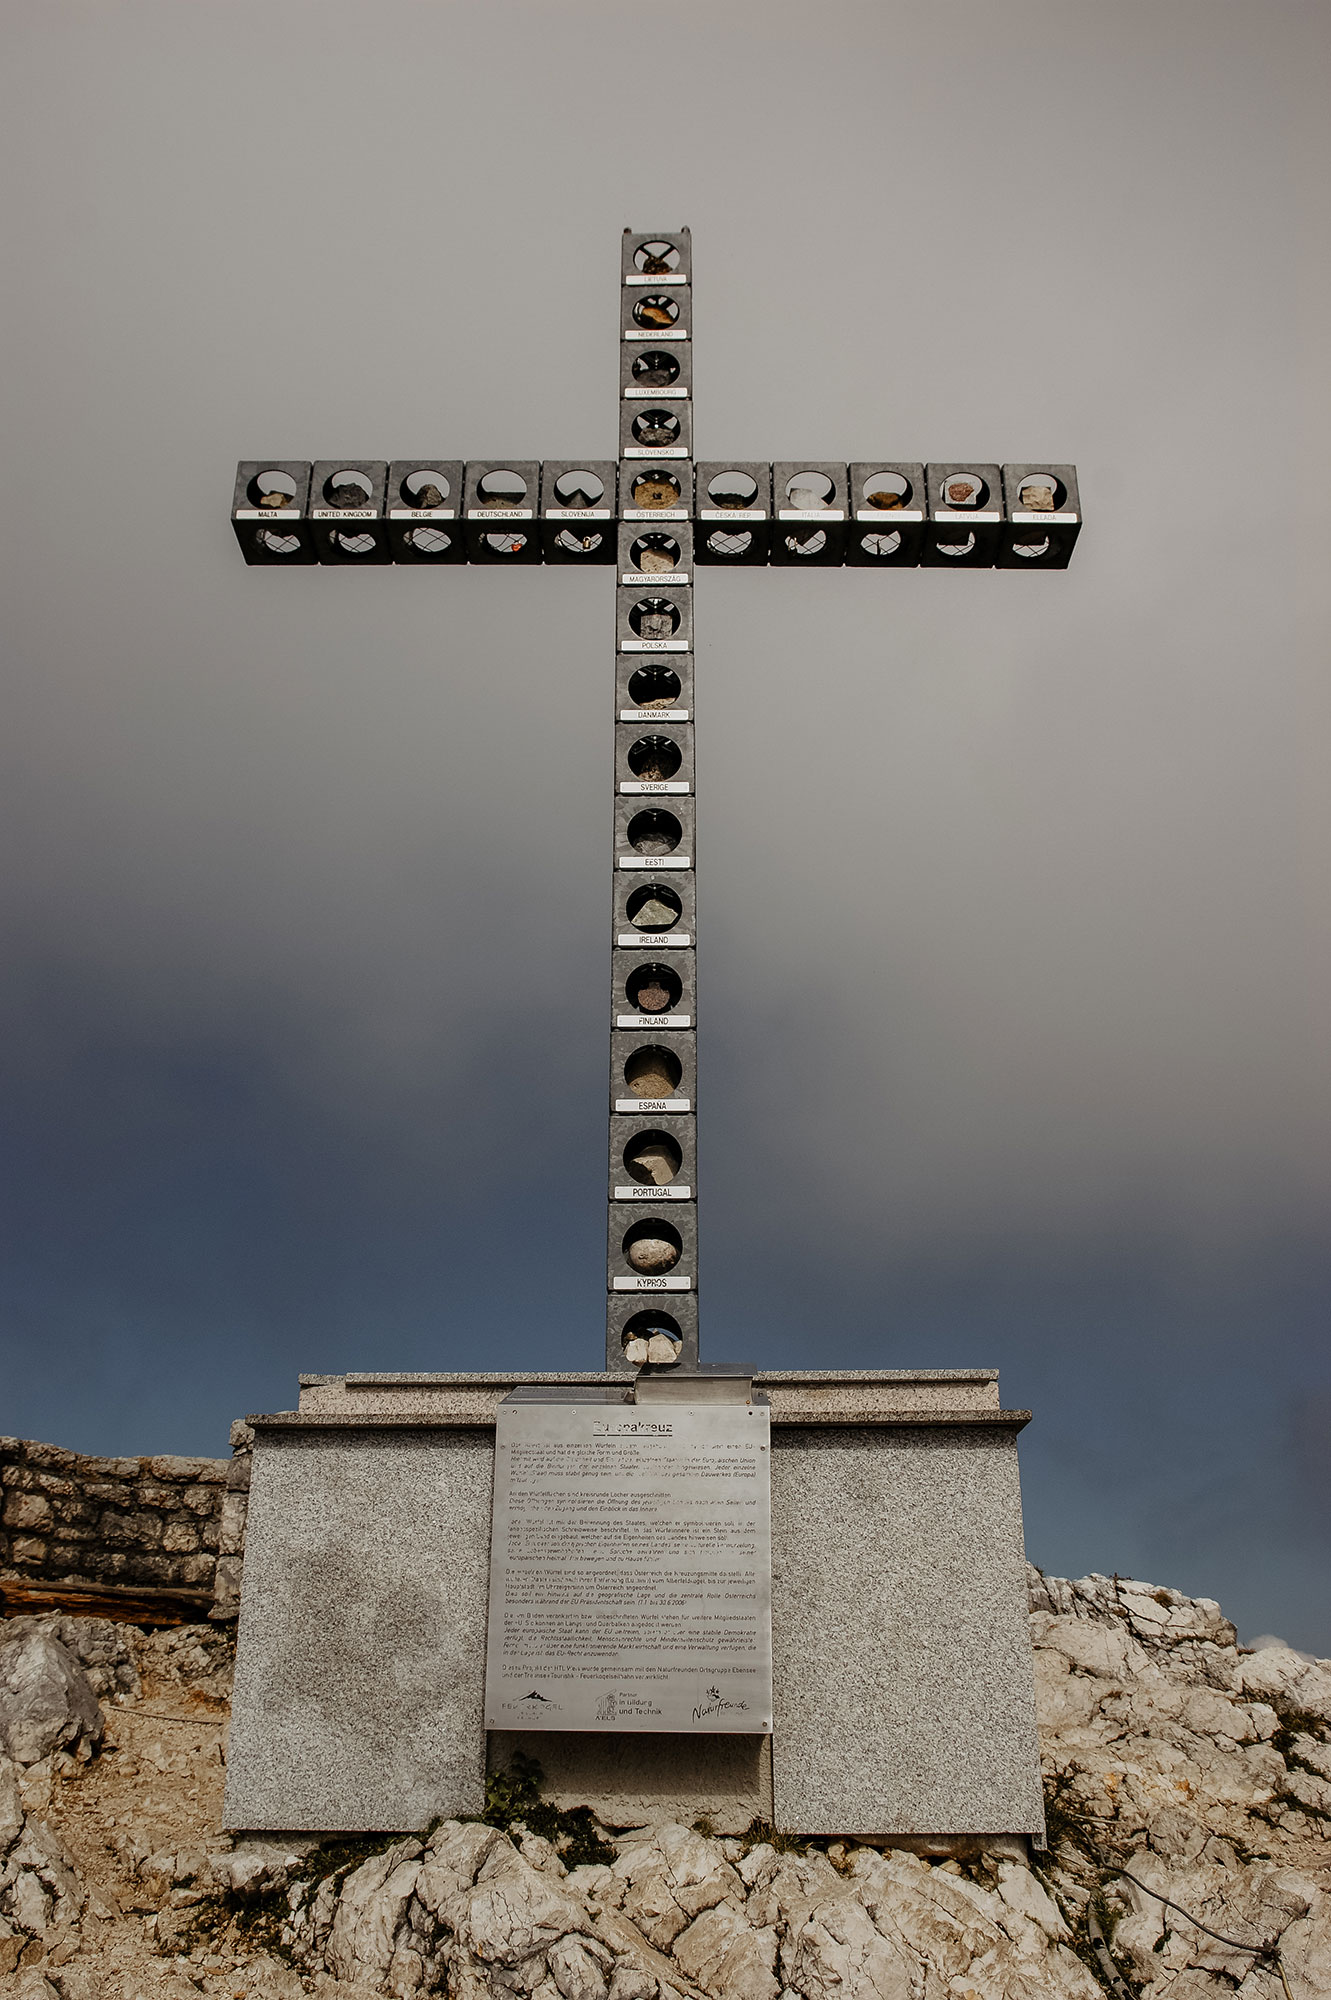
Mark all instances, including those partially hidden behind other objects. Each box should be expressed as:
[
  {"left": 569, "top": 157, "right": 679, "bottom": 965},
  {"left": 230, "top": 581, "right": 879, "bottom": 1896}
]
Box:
[{"left": 485, "top": 1399, "right": 772, "bottom": 1733}]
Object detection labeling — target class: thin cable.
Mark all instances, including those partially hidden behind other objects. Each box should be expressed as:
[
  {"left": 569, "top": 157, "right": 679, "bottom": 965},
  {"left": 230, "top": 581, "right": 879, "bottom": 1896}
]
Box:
[{"left": 1111, "top": 1868, "right": 1294, "bottom": 1998}]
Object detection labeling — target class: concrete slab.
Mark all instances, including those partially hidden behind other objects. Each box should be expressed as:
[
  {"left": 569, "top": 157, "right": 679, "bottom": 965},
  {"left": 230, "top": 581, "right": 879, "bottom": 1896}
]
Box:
[{"left": 225, "top": 1372, "right": 1043, "bottom": 1843}]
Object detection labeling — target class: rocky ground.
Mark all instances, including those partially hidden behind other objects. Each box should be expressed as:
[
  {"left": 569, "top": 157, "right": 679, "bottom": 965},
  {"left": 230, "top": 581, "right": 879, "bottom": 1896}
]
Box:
[{"left": 1, "top": 1570, "right": 1329, "bottom": 1999}]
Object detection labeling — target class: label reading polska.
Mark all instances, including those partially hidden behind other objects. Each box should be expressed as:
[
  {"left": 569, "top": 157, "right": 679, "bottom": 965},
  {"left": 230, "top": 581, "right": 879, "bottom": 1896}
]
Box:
[{"left": 484, "top": 1400, "right": 772, "bottom": 1733}]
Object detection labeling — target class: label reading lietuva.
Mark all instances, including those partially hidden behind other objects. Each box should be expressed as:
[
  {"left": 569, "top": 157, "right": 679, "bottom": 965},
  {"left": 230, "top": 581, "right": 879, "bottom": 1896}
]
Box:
[{"left": 484, "top": 1400, "right": 772, "bottom": 1733}]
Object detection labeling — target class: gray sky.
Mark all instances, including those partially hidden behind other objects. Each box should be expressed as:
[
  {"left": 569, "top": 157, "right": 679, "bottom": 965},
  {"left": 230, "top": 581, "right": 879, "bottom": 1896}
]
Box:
[{"left": 3, "top": 1, "right": 1330, "bottom": 1648}]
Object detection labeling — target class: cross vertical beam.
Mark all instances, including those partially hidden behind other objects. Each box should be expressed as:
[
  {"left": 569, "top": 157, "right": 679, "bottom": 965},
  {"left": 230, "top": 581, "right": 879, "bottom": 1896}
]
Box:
[{"left": 609, "top": 230, "right": 698, "bottom": 1371}]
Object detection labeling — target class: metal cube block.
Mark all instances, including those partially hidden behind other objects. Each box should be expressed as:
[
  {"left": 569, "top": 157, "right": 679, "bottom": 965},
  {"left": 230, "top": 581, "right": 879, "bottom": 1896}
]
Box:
[
  {"left": 613, "top": 871, "right": 696, "bottom": 948},
  {"left": 609, "top": 1112, "right": 696, "bottom": 1201},
  {"left": 462, "top": 460, "right": 542, "bottom": 562},
  {"left": 606, "top": 1291, "right": 699, "bottom": 1374},
  {"left": 845, "top": 462, "right": 926, "bottom": 567},
  {"left": 611, "top": 949, "right": 696, "bottom": 1030},
  {"left": 615, "top": 719, "right": 694, "bottom": 793},
  {"left": 615, "top": 795, "right": 695, "bottom": 871},
  {"left": 610, "top": 1030, "right": 697, "bottom": 1110},
  {"left": 771, "top": 462, "right": 848, "bottom": 565},
  {"left": 385, "top": 460, "right": 465, "bottom": 564},
  {"left": 998, "top": 465, "right": 1082, "bottom": 569},
  {"left": 694, "top": 462, "right": 772, "bottom": 565},
  {"left": 231, "top": 462, "right": 316, "bottom": 566},
  {"left": 607, "top": 1201, "right": 698, "bottom": 1295},
  {"left": 622, "top": 281, "right": 691, "bottom": 345},
  {"left": 539, "top": 459, "right": 616, "bottom": 563},
  {"left": 618, "top": 521, "right": 693, "bottom": 587},
  {"left": 621, "top": 229, "right": 692, "bottom": 287},
  {"left": 616, "top": 654, "right": 693, "bottom": 721},
  {"left": 310, "top": 461, "right": 390, "bottom": 565},
  {"left": 619, "top": 400, "right": 693, "bottom": 461},
  {"left": 617, "top": 583, "right": 692, "bottom": 652},
  {"left": 621, "top": 341, "right": 692, "bottom": 402},
  {"left": 923, "top": 463, "right": 1003, "bottom": 567}
]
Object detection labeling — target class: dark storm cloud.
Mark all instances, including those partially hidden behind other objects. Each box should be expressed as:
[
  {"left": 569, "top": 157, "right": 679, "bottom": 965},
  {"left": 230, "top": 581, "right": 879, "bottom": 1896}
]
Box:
[{"left": 1, "top": 1, "right": 1329, "bottom": 1646}]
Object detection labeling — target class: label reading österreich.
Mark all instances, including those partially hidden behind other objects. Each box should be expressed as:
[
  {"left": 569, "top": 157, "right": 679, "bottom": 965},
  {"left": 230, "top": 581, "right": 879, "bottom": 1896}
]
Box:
[{"left": 484, "top": 1400, "right": 772, "bottom": 1733}]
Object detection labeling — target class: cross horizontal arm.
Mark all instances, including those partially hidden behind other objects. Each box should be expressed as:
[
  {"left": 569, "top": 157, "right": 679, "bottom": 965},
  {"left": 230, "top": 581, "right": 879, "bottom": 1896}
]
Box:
[{"left": 231, "top": 459, "right": 1081, "bottom": 570}]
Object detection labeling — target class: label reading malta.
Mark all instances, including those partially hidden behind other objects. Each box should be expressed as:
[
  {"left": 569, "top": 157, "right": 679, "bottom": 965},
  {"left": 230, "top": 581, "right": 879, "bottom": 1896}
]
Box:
[{"left": 485, "top": 1400, "right": 772, "bottom": 1733}]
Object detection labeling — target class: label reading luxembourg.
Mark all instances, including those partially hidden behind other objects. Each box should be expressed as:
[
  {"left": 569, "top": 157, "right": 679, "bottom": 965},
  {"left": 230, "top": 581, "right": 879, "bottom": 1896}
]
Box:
[
  {"left": 485, "top": 1400, "right": 772, "bottom": 1733},
  {"left": 624, "top": 386, "right": 689, "bottom": 399}
]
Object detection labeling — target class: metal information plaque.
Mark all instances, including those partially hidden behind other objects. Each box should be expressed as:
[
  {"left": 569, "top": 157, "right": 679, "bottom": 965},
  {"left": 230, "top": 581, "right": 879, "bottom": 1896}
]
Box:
[{"left": 484, "top": 1399, "right": 772, "bottom": 1733}]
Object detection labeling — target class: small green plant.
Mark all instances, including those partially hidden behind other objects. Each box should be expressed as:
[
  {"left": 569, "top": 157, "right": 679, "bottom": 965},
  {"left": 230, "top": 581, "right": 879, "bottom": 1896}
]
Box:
[
  {"left": 473, "top": 1753, "right": 616, "bottom": 1870},
  {"left": 739, "top": 1816, "right": 806, "bottom": 1857}
]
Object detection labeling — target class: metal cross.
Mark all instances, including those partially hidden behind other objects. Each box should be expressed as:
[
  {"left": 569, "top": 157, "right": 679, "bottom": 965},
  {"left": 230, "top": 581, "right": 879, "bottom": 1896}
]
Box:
[{"left": 229, "top": 227, "right": 1081, "bottom": 1377}]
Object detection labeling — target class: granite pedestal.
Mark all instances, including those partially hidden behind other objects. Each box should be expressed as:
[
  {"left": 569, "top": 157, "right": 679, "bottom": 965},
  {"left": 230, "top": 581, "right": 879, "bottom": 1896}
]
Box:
[{"left": 224, "top": 1370, "right": 1044, "bottom": 1846}]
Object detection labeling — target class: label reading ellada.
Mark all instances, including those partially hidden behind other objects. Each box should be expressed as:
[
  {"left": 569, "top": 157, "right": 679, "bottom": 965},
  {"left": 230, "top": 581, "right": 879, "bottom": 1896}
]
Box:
[{"left": 485, "top": 1401, "right": 772, "bottom": 1733}]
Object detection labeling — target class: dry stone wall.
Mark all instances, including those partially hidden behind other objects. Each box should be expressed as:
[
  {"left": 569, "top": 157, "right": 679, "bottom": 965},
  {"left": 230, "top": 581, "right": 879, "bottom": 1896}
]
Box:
[{"left": 0, "top": 1436, "right": 249, "bottom": 1621}]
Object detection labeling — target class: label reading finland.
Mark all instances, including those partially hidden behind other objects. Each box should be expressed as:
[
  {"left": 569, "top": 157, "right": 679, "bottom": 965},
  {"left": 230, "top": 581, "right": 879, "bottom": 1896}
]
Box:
[{"left": 484, "top": 1400, "right": 772, "bottom": 1733}]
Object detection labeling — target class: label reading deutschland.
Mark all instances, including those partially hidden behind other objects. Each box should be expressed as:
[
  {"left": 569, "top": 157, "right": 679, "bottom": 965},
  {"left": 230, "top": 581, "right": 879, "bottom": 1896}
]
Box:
[{"left": 484, "top": 1401, "right": 771, "bottom": 1735}]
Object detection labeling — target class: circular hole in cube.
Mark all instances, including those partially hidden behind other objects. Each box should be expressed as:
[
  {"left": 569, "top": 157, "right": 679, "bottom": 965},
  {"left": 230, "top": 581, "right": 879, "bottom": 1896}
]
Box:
[
  {"left": 258, "top": 530, "right": 301, "bottom": 555},
  {"left": 620, "top": 1311, "right": 683, "bottom": 1366},
  {"left": 624, "top": 1045, "right": 683, "bottom": 1096},
  {"left": 631, "top": 408, "right": 681, "bottom": 448},
  {"left": 631, "top": 471, "right": 682, "bottom": 510},
  {"left": 334, "top": 531, "right": 377, "bottom": 556},
  {"left": 785, "top": 528, "right": 827, "bottom": 557},
  {"left": 248, "top": 469, "right": 298, "bottom": 510},
  {"left": 625, "top": 963, "right": 683, "bottom": 1014},
  {"left": 476, "top": 468, "right": 528, "bottom": 506},
  {"left": 1012, "top": 535, "right": 1054, "bottom": 561},
  {"left": 483, "top": 531, "right": 528, "bottom": 556},
  {"left": 707, "top": 529, "right": 754, "bottom": 558},
  {"left": 1017, "top": 475, "right": 1066, "bottom": 512},
  {"left": 627, "top": 735, "right": 682, "bottom": 781},
  {"left": 934, "top": 533, "right": 977, "bottom": 559},
  {"left": 861, "top": 531, "right": 902, "bottom": 558},
  {"left": 626, "top": 808, "right": 682, "bottom": 854},
  {"left": 938, "top": 472, "right": 989, "bottom": 509},
  {"left": 629, "top": 533, "right": 682, "bottom": 574},
  {"left": 625, "top": 883, "right": 683, "bottom": 932},
  {"left": 401, "top": 469, "right": 450, "bottom": 508},
  {"left": 784, "top": 470, "right": 835, "bottom": 509},
  {"left": 631, "top": 350, "right": 681, "bottom": 388},
  {"left": 628, "top": 597, "right": 682, "bottom": 640},
  {"left": 408, "top": 526, "right": 452, "bottom": 556},
  {"left": 324, "top": 469, "right": 373, "bottom": 509},
  {"left": 626, "top": 663, "right": 682, "bottom": 709},
  {"left": 555, "top": 528, "right": 604, "bottom": 555},
  {"left": 633, "top": 240, "right": 681, "bottom": 274},
  {"left": 706, "top": 470, "right": 759, "bottom": 509},
  {"left": 622, "top": 1220, "right": 682, "bottom": 1275},
  {"left": 552, "top": 468, "right": 605, "bottom": 508},
  {"left": 633, "top": 293, "right": 680, "bottom": 331},
  {"left": 861, "top": 470, "right": 911, "bottom": 509},
  {"left": 622, "top": 1129, "right": 683, "bottom": 1188}
]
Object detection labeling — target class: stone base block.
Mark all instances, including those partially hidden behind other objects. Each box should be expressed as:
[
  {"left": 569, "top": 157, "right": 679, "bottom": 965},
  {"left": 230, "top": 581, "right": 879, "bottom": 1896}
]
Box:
[{"left": 224, "top": 1369, "right": 1044, "bottom": 1844}]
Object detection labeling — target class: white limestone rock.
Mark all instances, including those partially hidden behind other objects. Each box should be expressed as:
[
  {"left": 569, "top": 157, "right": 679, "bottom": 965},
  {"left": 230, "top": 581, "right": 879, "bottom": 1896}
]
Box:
[{"left": 0, "top": 1631, "right": 104, "bottom": 1767}]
